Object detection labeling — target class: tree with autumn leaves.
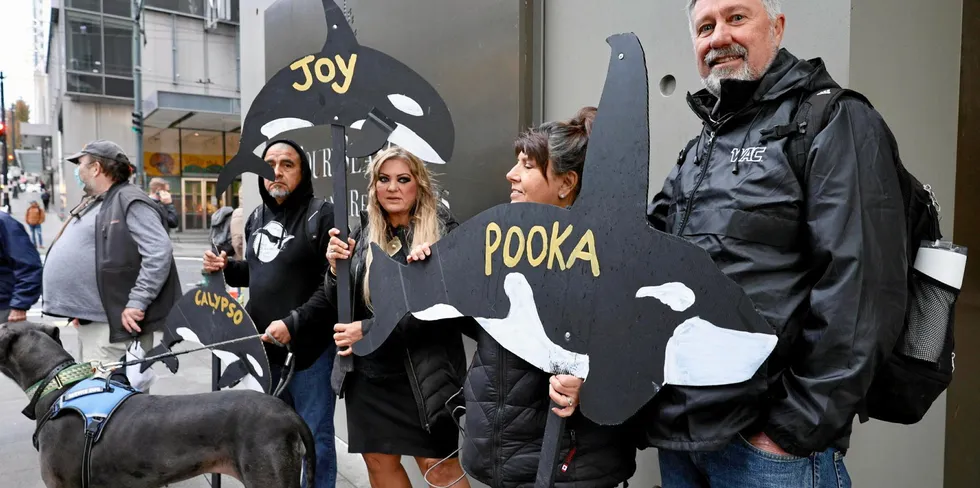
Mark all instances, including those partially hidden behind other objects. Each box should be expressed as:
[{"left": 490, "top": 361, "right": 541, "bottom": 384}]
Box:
[{"left": 3, "top": 99, "right": 30, "bottom": 152}]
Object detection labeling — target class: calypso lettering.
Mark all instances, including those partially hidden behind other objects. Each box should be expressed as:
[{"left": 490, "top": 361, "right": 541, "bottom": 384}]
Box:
[
  {"left": 485, "top": 222, "right": 600, "bottom": 277},
  {"left": 194, "top": 290, "right": 245, "bottom": 325},
  {"left": 290, "top": 53, "right": 358, "bottom": 94}
]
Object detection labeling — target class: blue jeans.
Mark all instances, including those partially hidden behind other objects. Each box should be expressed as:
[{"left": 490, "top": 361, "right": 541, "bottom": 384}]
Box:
[
  {"left": 658, "top": 434, "right": 851, "bottom": 488},
  {"left": 280, "top": 350, "right": 338, "bottom": 488},
  {"left": 29, "top": 224, "right": 42, "bottom": 247}
]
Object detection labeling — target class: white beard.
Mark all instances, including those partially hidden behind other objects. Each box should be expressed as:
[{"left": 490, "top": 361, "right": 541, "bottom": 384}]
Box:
[
  {"left": 701, "top": 42, "right": 779, "bottom": 98},
  {"left": 268, "top": 186, "right": 290, "bottom": 200}
]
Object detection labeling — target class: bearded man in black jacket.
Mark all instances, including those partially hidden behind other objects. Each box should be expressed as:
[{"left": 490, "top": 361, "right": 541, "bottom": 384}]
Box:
[
  {"left": 203, "top": 139, "right": 339, "bottom": 488},
  {"left": 644, "top": 1, "right": 907, "bottom": 487}
]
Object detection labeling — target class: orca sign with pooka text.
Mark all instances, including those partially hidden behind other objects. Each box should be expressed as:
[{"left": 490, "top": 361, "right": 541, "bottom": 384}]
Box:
[{"left": 358, "top": 33, "right": 780, "bottom": 427}]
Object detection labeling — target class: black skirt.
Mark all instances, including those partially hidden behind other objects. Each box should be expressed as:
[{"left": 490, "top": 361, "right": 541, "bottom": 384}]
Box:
[{"left": 345, "top": 371, "right": 461, "bottom": 459}]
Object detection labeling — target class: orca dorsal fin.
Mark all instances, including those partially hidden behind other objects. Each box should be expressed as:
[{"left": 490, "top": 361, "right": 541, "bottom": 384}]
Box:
[
  {"left": 573, "top": 34, "right": 650, "bottom": 222},
  {"left": 321, "top": 0, "right": 358, "bottom": 53}
]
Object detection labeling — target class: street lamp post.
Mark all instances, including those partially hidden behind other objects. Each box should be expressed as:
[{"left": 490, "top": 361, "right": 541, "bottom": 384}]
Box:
[{"left": 132, "top": 0, "right": 144, "bottom": 188}]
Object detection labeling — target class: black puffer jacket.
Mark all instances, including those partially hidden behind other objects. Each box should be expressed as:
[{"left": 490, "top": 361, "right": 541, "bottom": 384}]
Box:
[
  {"left": 326, "top": 205, "right": 468, "bottom": 431},
  {"left": 461, "top": 328, "right": 636, "bottom": 488},
  {"left": 643, "top": 49, "right": 908, "bottom": 457}
]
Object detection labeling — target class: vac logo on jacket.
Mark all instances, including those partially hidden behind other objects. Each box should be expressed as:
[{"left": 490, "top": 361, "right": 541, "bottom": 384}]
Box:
[
  {"left": 731, "top": 147, "right": 767, "bottom": 164},
  {"left": 252, "top": 221, "right": 295, "bottom": 263}
]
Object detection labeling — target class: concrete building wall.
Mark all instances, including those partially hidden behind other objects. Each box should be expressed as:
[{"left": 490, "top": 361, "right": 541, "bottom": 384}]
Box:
[{"left": 142, "top": 12, "right": 240, "bottom": 99}]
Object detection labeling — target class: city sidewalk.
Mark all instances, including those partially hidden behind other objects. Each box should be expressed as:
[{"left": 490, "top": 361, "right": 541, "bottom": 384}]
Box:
[
  {"left": 0, "top": 191, "right": 371, "bottom": 488},
  {"left": 6, "top": 191, "right": 65, "bottom": 251}
]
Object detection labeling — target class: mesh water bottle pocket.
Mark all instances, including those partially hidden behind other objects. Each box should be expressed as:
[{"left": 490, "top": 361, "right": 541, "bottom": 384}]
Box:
[{"left": 898, "top": 269, "right": 959, "bottom": 363}]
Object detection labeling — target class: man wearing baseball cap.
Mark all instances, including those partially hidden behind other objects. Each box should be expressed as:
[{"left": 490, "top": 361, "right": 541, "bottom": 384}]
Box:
[{"left": 42, "top": 140, "right": 180, "bottom": 376}]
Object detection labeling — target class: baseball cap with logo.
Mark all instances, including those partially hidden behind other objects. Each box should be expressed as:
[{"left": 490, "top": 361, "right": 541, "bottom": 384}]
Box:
[{"left": 66, "top": 140, "right": 132, "bottom": 167}]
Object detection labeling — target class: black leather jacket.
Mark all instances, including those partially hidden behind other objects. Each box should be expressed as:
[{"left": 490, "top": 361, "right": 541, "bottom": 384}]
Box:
[
  {"left": 326, "top": 206, "right": 468, "bottom": 431},
  {"left": 644, "top": 49, "right": 908, "bottom": 457}
]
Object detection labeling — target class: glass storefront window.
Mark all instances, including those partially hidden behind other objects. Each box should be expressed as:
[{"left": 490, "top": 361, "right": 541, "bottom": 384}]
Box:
[
  {"left": 143, "top": 128, "right": 181, "bottom": 177},
  {"left": 142, "top": 128, "right": 239, "bottom": 231},
  {"left": 224, "top": 131, "right": 240, "bottom": 163},
  {"left": 181, "top": 130, "right": 225, "bottom": 175}
]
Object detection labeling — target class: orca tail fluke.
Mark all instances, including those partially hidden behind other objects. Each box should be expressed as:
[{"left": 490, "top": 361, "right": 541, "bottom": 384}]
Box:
[
  {"left": 573, "top": 33, "right": 650, "bottom": 220},
  {"left": 140, "top": 343, "right": 179, "bottom": 374},
  {"left": 217, "top": 359, "right": 249, "bottom": 389},
  {"left": 216, "top": 152, "right": 276, "bottom": 198}
]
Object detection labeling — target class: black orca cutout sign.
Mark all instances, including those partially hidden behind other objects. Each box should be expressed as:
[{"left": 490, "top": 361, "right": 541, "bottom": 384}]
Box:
[
  {"left": 360, "top": 33, "right": 778, "bottom": 427},
  {"left": 142, "top": 270, "right": 273, "bottom": 395},
  {"left": 215, "top": 0, "right": 455, "bottom": 198}
]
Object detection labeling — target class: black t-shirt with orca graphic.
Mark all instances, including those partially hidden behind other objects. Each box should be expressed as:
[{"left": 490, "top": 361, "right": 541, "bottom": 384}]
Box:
[{"left": 224, "top": 139, "right": 336, "bottom": 370}]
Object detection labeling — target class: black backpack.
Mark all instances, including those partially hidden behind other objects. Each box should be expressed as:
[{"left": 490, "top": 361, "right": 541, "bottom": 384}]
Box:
[{"left": 771, "top": 87, "right": 956, "bottom": 425}]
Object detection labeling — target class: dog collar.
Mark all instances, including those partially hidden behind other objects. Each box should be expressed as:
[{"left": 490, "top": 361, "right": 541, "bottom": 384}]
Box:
[{"left": 24, "top": 363, "right": 97, "bottom": 401}]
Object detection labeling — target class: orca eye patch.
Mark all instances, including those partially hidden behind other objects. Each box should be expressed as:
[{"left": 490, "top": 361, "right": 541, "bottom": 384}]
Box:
[{"left": 388, "top": 94, "right": 424, "bottom": 117}]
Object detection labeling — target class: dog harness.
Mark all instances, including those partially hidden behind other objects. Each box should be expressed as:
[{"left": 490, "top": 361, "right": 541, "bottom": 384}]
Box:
[{"left": 34, "top": 376, "right": 142, "bottom": 488}]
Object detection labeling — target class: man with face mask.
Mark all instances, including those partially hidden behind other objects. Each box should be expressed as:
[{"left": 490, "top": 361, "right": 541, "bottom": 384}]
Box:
[
  {"left": 42, "top": 140, "right": 180, "bottom": 378},
  {"left": 644, "top": 1, "right": 908, "bottom": 486}
]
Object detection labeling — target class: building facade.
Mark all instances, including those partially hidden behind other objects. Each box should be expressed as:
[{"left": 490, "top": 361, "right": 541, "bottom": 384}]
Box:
[{"left": 44, "top": 0, "right": 242, "bottom": 230}]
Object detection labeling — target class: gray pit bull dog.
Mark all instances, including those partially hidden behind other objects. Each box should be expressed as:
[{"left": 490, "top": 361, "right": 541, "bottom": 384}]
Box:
[{"left": 0, "top": 322, "right": 315, "bottom": 488}]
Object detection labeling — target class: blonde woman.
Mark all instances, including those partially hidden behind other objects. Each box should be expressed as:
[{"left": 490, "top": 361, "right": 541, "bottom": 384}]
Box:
[{"left": 326, "top": 146, "right": 470, "bottom": 488}]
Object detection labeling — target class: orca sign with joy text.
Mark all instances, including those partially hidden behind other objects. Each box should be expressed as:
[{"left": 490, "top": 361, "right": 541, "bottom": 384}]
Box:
[{"left": 215, "top": 0, "right": 455, "bottom": 201}]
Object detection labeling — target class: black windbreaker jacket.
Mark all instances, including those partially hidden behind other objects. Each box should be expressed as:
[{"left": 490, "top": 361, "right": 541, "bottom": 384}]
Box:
[{"left": 644, "top": 49, "right": 908, "bottom": 457}]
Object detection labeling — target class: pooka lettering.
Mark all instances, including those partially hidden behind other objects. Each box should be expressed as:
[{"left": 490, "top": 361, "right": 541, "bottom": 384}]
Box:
[
  {"left": 485, "top": 222, "right": 599, "bottom": 277},
  {"left": 290, "top": 53, "right": 358, "bottom": 93}
]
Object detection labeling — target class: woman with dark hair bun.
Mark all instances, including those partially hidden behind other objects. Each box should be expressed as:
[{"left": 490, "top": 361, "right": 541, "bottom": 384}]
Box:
[{"left": 409, "top": 106, "right": 638, "bottom": 487}]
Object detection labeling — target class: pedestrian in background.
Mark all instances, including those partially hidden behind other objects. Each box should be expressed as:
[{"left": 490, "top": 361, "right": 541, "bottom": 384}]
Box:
[
  {"left": 24, "top": 201, "right": 45, "bottom": 248},
  {"left": 0, "top": 210, "right": 42, "bottom": 323},
  {"left": 148, "top": 177, "right": 179, "bottom": 230}
]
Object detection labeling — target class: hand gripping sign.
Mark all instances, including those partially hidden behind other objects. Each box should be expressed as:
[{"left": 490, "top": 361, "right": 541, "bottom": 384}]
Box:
[{"left": 358, "top": 33, "right": 779, "bottom": 486}]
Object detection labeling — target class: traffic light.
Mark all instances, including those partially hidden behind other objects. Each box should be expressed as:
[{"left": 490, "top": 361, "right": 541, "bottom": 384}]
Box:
[
  {"left": 131, "top": 112, "right": 142, "bottom": 134},
  {"left": 0, "top": 122, "right": 5, "bottom": 137}
]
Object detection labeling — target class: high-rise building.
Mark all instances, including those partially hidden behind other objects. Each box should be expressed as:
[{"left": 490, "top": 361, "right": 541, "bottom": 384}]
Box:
[{"left": 42, "top": 0, "right": 242, "bottom": 231}]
